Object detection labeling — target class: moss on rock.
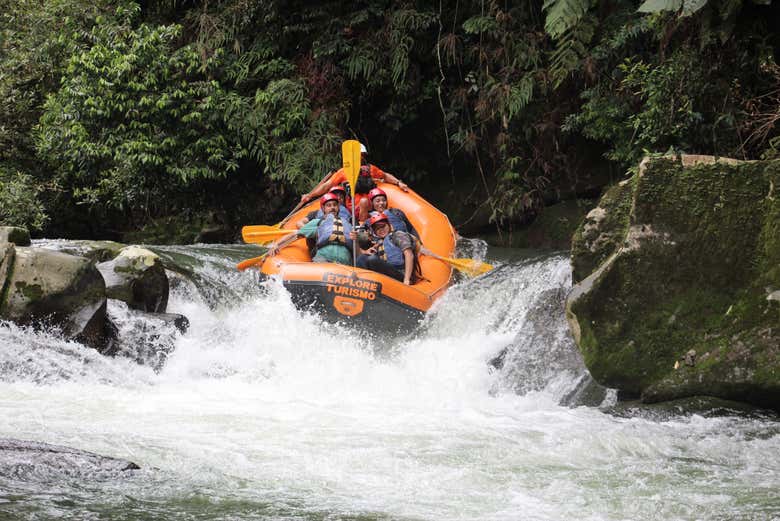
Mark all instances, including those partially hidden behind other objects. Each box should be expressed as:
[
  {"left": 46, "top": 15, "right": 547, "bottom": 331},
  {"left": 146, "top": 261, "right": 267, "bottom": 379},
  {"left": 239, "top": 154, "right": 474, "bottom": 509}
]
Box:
[
  {"left": 571, "top": 181, "right": 634, "bottom": 283},
  {"left": 566, "top": 155, "right": 780, "bottom": 409}
]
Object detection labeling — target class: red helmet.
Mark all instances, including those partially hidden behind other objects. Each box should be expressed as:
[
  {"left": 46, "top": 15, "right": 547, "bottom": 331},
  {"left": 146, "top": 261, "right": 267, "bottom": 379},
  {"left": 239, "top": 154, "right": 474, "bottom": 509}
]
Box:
[
  {"left": 320, "top": 193, "right": 339, "bottom": 207},
  {"left": 368, "top": 212, "right": 389, "bottom": 229},
  {"left": 329, "top": 185, "right": 346, "bottom": 195},
  {"left": 368, "top": 188, "right": 386, "bottom": 201}
]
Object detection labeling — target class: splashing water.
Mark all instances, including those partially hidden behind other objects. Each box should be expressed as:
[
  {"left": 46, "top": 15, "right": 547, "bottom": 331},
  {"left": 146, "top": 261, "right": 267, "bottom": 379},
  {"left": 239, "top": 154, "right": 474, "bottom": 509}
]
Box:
[{"left": 1, "top": 243, "right": 778, "bottom": 520}]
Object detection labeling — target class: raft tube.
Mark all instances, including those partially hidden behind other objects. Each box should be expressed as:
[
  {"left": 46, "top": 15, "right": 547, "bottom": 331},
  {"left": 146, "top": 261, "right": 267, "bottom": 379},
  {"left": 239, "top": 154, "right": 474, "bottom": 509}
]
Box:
[{"left": 258, "top": 185, "right": 456, "bottom": 332}]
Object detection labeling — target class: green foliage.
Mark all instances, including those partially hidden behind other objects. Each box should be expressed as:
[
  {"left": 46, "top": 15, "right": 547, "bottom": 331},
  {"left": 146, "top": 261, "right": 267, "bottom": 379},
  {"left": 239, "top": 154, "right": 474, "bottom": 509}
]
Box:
[
  {"left": 0, "top": 167, "right": 48, "bottom": 230},
  {"left": 1, "top": 0, "right": 778, "bottom": 241},
  {"left": 0, "top": 0, "right": 130, "bottom": 168},
  {"left": 543, "top": 0, "right": 592, "bottom": 38},
  {"left": 637, "top": 0, "right": 712, "bottom": 16},
  {"left": 37, "top": 19, "right": 242, "bottom": 210}
]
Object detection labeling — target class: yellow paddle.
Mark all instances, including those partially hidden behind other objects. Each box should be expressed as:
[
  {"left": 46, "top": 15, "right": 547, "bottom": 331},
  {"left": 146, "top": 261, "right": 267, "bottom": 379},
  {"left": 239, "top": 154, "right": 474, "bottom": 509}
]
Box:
[
  {"left": 419, "top": 246, "right": 493, "bottom": 277},
  {"left": 245, "top": 170, "right": 337, "bottom": 239},
  {"left": 236, "top": 232, "right": 300, "bottom": 271},
  {"left": 241, "top": 226, "right": 297, "bottom": 244},
  {"left": 342, "top": 139, "right": 362, "bottom": 267}
]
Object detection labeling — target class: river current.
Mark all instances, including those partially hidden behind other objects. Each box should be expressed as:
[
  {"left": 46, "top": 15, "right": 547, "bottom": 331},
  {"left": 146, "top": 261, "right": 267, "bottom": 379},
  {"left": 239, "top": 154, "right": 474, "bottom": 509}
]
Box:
[{"left": 0, "top": 242, "right": 778, "bottom": 520}]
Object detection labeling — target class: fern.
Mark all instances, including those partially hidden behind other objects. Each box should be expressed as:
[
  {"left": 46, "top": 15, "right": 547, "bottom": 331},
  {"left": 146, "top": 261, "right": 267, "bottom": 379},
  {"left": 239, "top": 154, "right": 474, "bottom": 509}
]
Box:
[
  {"left": 344, "top": 48, "right": 376, "bottom": 82},
  {"left": 388, "top": 9, "right": 436, "bottom": 89},
  {"left": 637, "top": 0, "right": 712, "bottom": 16},
  {"left": 506, "top": 74, "right": 535, "bottom": 120},
  {"left": 543, "top": 0, "right": 591, "bottom": 39},
  {"left": 549, "top": 14, "right": 596, "bottom": 87},
  {"left": 462, "top": 15, "right": 498, "bottom": 36}
]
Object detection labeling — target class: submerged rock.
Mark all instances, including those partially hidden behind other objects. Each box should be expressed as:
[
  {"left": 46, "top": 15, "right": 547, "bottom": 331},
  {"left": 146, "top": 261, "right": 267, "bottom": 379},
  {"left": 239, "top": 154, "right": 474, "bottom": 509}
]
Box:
[
  {"left": 0, "top": 438, "right": 139, "bottom": 482},
  {"left": 567, "top": 155, "right": 780, "bottom": 409},
  {"left": 0, "top": 245, "right": 109, "bottom": 349},
  {"left": 97, "top": 246, "right": 169, "bottom": 313},
  {"left": 102, "top": 300, "right": 188, "bottom": 370}
]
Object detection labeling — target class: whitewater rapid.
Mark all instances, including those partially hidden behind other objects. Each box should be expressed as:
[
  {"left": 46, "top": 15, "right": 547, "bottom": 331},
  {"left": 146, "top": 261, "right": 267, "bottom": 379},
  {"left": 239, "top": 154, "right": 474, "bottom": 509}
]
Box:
[{"left": 1, "top": 244, "right": 778, "bottom": 520}]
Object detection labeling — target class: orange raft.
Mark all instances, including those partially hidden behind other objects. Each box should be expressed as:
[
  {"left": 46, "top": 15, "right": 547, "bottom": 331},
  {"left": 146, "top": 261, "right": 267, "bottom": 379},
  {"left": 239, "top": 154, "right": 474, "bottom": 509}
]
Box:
[{"left": 258, "top": 185, "right": 456, "bottom": 332}]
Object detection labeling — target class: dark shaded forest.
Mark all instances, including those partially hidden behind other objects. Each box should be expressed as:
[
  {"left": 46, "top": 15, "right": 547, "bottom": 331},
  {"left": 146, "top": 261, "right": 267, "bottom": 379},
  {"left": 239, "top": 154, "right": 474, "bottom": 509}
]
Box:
[{"left": 1, "top": 0, "right": 778, "bottom": 242}]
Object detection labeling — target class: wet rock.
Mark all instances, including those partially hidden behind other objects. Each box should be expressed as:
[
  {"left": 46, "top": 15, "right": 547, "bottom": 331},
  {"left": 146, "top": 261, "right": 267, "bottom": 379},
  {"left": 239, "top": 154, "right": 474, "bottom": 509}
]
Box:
[
  {"left": 50, "top": 240, "right": 126, "bottom": 263},
  {"left": 570, "top": 181, "right": 634, "bottom": 282},
  {"left": 0, "top": 226, "right": 31, "bottom": 246},
  {"left": 567, "top": 155, "right": 780, "bottom": 410},
  {"left": 0, "top": 438, "right": 139, "bottom": 482},
  {"left": 102, "top": 300, "right": 187, "bottom": 370},
  {"left": 0, "top": 242, "right": 15, "bottom": 288},
  {"left": 97, "top": 246, "right": 169, "bottom": 313},
  {"left": 0, "top": 246, "right": 109, "bottom": 349}
]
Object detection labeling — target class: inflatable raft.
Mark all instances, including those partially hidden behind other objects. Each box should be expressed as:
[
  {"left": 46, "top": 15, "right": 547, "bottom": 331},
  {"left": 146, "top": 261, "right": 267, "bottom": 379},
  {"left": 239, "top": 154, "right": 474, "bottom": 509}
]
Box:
[{"left": 258, "top": 185, "right": 456, "bottom": 332}]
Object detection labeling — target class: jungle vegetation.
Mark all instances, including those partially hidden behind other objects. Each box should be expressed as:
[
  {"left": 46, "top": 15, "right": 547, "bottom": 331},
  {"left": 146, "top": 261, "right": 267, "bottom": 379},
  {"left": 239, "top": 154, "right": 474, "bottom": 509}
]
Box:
[{"left": 1, "top": 0, "right": 778, "bottom": 241}]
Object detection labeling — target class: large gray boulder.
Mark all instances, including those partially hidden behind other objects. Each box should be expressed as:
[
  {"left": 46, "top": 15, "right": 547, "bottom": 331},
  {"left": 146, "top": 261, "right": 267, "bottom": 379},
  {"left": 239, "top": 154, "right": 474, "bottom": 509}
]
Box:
[
  {"left": 566, "top": 155, "right": 780, "bottom": 409},
  {"left": 97, "top": 246, "right": 169, "bottom": 313},
  {"left": 0, "top": 245, "right": 108, "bottom": 348}
]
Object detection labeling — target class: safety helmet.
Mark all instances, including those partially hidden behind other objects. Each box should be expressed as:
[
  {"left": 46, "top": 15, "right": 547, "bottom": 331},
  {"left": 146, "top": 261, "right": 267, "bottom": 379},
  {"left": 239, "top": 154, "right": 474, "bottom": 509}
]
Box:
[
  {"left": 320, "top": 192, "right": 339, "bottom": 207},
  {"left": 368, "top": 188, "right": 386, "bottom": 201},
  {"left": 360, "top": 143, "right": 367, "bottom": 154},
  {"left": 368, "top": 212, "right": 389, "bottom": 229},
  {"left": 329, "top": 185, "right": 346, "bottom": 196}
]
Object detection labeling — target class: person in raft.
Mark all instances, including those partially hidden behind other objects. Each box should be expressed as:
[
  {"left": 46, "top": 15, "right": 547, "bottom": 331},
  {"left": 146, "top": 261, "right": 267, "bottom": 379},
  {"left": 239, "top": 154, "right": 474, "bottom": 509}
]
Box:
[
  {"left": 296, "top": 185, "right": 352, "bottom": 228},
  {"left": 367, "top": 187, "right": 419, "bottom": 239},
  {"left": 352, "top": 212, "right": 421, "bottom": 285},
  {"left": 299, "top": 143, "right": 409, "bottom": 223},
  {"left": 296, "top": 193, "right": 354, "bottom": 265}
]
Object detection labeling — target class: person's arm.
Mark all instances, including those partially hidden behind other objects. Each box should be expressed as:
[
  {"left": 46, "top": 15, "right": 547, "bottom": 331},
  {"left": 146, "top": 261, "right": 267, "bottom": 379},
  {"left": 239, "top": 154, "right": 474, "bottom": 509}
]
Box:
[
  {"left": 371, "top": 165, "right": 408, "bottom": 192},
  {"left": 269, "top": 231, "right": 302, "bottom": 256},
  {"left": 402, "top": 248, "right": 414, "bottom": 285},
  {"left": 381, "top": 172, "right": 408, "bottom": 192},
  {"left": 298, "top": 219, "right": 321, "bottom": 239},
  {"left": 300, "top": 180, "right": 335, "bottom": 203}
]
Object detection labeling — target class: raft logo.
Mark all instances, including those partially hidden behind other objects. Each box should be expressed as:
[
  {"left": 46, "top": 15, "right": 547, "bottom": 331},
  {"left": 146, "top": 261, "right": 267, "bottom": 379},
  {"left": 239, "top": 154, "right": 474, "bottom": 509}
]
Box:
[{"left": 322, "top": 273, "right": 382, "bottom": 301}]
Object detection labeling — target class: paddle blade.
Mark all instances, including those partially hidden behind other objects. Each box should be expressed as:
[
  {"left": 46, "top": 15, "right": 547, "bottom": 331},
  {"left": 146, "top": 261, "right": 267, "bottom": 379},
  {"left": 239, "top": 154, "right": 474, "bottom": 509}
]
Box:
[
  {"left": 242, "top": 226, "right": 294, "bottom": 244},
  {"left": 236, "top": 254, "right": 267, "bottom": 271},
  {"left": 449, "top": 257, "right": 494, "bottom": 277},
  {"left": 341, "top": 140, "right": 362, "bottom": 198}
]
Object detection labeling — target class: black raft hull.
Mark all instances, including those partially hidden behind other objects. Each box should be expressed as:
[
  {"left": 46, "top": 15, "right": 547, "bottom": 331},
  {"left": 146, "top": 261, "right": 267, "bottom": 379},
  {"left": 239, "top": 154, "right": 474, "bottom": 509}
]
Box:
[{"left": 282, "top": 277, "right": 425, "bottom": 335}]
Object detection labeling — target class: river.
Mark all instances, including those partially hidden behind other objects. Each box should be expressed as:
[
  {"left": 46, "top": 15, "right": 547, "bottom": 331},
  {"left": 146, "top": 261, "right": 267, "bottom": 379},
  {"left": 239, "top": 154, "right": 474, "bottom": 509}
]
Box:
[{"left": 1, "top": 242, "right": 778, "bottom": 520}]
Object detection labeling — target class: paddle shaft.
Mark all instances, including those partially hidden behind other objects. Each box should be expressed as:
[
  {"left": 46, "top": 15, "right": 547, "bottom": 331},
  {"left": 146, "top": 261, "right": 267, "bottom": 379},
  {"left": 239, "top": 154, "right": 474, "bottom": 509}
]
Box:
[
  {"left": 342, "top": 140, "right": 362, "bottom": 269},
  {"left": 236, "top": 232, "right": 299, "bottom": 271},
  {"left": 279, "top": 170, "right": 336, "bottom": 227}
]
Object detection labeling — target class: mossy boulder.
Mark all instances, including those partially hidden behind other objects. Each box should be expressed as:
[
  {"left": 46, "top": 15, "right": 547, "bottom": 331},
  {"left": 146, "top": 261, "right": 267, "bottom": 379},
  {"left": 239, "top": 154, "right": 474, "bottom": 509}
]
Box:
[
  {"left": 0, "top": 226, "right": 31, "bottom": 246},
  {"left": 0, "top": 246, "right": 109, "bottom": 348},
  {"left": 97, "top": 246, "right": 169, "bottom": 313},
  {"left": 566, "top": 155, "right": 780, "bottom": 409}
]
